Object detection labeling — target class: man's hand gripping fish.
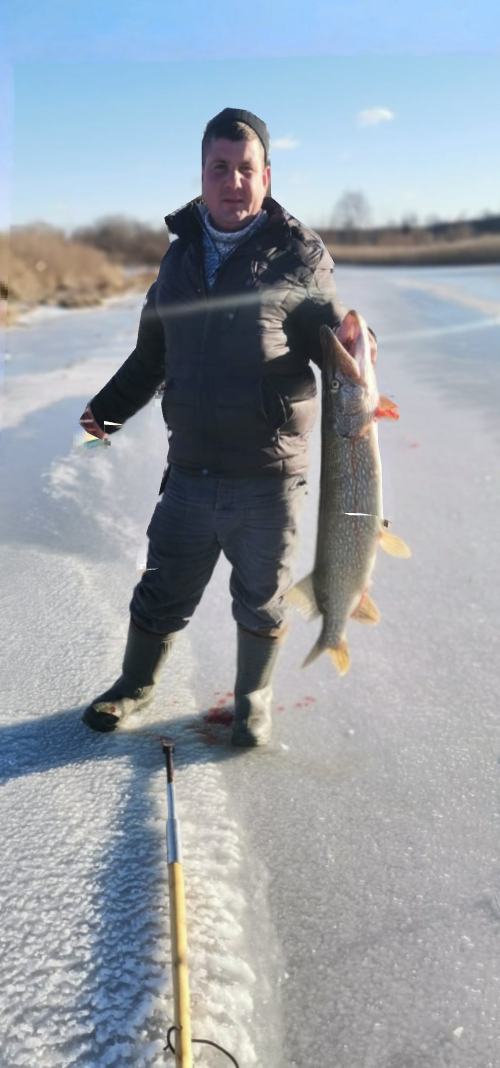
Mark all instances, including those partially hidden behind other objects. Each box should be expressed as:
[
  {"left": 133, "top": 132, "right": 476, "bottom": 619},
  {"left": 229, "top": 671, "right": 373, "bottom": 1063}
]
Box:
[{"left": 286, "top": 310, "right": 411, "bottom": 674}]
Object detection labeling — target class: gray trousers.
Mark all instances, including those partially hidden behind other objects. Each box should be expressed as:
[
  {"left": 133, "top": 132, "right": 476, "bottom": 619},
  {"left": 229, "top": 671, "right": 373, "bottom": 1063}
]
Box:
[{"left": 129, "top": 464, "right": 308, "bottom": 637}]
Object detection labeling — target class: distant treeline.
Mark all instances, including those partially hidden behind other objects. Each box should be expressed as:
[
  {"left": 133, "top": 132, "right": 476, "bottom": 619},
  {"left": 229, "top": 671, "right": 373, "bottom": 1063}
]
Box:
[
  {"left": 3, "top": 210, "right": 500, "bottom": 327},
  {"left": 73, "top": 218, "right": 170, "bottom": 266},
  {"left": 318, "top": 214, "right": 500, "bottom": 248},
  {"left": 71, "top": 211, "right": 500, "bottom": 263}
]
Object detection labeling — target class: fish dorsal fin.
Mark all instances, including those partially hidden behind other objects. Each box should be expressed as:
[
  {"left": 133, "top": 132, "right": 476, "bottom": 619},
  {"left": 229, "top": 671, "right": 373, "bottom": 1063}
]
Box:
[
  {"left": 379, "top": 530, "right": 412, "bottom": 558},
  {"left": 351, "top": 592, "right": 380, "bottom": 624},
  {"left": 375, "top": 394, "right": 400, "bottom": 420},
  {"left": 285, "top": 574, "right": 321, "bottom": 620}
]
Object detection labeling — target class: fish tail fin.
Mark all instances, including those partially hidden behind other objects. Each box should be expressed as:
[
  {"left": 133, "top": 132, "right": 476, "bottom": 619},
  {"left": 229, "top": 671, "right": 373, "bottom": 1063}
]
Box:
[
  {"left": 379, "top": 529, "right": 412, "bottom": 558},
  {"left": 302, "top": 637, "right": 325, "bottom": 668},
  {"left": 302, "top": 637, "right": 350, "bottom": 674},
  {"left": 329, "top": 640, "right": 350, "bottom": 675}
]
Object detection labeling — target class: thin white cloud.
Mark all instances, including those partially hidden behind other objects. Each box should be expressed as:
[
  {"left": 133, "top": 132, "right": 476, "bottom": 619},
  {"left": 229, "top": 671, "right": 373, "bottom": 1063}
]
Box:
[
  {"left": 290, "top": 171, "right": 312, "bottom": 187},
  {"left": 271, "top": 136, "right": 300, "bottom": 150},
  {"left": 357, "top": 107, "right": 395, "bottom": 127}
]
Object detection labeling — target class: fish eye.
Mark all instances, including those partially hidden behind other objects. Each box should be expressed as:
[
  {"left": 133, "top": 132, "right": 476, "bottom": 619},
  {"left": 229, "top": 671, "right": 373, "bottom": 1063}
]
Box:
[{"left": 330, "top": 378, "right": 340, "bottom": 391}]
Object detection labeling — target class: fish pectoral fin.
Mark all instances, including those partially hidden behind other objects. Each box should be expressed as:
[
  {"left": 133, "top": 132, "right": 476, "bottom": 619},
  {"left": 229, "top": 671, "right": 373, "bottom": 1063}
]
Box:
[
  {"left": 285, "top": 574, "right": 320, "bottom": 621},
  {"left": 375, "top": 394, "right": 400, "bottom": 420},
  {"left": 329, "top": 641, "right": 350, "bottom": 675},
  {"left": 379, "top": 530, "right": 412, "bottom": 558},
  {"left": 351, "top": 592, "right": 380, "bottom": 625}
]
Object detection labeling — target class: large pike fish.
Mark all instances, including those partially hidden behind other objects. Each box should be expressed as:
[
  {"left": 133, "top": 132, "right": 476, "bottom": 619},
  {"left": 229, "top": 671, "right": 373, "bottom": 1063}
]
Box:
[{"left": 286, "top": 310, "right": 410, "bottom": 674}]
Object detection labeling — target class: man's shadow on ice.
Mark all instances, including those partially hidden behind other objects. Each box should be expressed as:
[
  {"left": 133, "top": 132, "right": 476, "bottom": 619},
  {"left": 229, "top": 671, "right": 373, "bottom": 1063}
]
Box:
[
  {"left": 0, "top": 702, "right": 259, "bottom": 1060},
  {"left": 0, "top": 704, "right": 249, "bottom": 786}
]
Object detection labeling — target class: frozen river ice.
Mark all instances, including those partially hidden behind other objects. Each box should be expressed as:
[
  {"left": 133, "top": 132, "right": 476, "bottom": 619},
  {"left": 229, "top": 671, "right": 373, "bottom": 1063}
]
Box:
[{"left": 1, "top": 265, "right": 500, "bottom": 1067}]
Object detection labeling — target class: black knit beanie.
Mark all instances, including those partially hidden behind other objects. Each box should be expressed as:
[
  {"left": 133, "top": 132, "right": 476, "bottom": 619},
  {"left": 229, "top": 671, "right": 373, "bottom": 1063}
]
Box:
[{"left": 203, "top": 108, "right": 271, "bottom": 166}]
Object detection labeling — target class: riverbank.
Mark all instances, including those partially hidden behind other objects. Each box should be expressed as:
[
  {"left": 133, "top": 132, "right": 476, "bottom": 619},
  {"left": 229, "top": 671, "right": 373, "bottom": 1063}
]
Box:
[
  {"left": 1, "top": 226, "right": 157, "bottom": 327},
  {"left": 3, "top": 223, "right": 500, "bottom": 329},
  {"left": 5, "top": 270, "right": 157, "bottom": 328},
  {"left": 323, "top": 233, "right": 500, "bottom": 266}
]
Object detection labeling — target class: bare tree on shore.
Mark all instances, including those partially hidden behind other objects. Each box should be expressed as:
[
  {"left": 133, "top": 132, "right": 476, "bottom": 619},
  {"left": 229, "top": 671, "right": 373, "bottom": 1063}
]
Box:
[
  {"left": 73, "top": 216, "right": 169, "bottom": 266},
  {"left": 333, "top": 191, "right": 372, "bottom": 227},
  {"left": 330, "top": 191, "right": 373, "bottom": 244}
]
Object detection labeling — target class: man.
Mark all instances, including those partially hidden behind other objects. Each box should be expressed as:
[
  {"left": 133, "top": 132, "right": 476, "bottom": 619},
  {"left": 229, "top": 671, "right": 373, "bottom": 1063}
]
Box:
[{"left": 80, "top": 106, "right": 375, "bottom": 745}]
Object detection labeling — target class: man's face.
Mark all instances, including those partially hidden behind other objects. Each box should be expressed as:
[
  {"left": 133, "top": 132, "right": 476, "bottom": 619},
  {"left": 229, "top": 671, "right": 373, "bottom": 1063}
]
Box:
[{"left": 201, "top": 137, "right": 271, "bottom": 232}]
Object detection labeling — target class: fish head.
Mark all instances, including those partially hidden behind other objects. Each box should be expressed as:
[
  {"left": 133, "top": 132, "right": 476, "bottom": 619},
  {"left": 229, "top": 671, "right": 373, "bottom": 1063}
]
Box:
[{"left": 320, "top": 311, "right": 380, "bottom": 436}]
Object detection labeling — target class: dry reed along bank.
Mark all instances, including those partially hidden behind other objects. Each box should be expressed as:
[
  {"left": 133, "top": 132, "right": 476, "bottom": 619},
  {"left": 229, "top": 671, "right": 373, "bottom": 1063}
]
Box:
[
  {"left": 321, "top": 235, "right": 500, "bottom": 266},
  {"left": 0, "top": 226, "right": 157, "bottom": 326},
  {"left": 2, "top": 220, "right": 500, "bottom": 330}
]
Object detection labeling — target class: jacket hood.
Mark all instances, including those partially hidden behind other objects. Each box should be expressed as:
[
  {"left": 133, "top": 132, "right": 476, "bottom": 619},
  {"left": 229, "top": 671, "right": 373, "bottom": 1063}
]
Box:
[{"left": 164, "top": 195, "right": 292, "bottom": 241}]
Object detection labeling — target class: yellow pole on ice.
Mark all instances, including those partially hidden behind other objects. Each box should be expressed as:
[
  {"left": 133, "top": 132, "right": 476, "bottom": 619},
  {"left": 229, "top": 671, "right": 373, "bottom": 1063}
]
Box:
[{"left": 162, "top": 738, "right": 193, "bottom": 1068}]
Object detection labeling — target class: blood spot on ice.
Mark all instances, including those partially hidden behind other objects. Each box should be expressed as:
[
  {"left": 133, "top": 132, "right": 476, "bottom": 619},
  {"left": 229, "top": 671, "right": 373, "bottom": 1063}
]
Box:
[
  {"left": 204, "top": 709, "right": 234, "bottom": 727},
  {"left": 188, "top": 724, "right": 220, "bottom": 746}
]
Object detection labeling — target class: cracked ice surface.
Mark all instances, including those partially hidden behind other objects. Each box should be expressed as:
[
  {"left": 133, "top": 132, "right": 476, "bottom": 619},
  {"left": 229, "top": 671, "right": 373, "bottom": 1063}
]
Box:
[
  {"left": 3, "top": 268, "right": 500, "bottom": 1067},
  {"left": 0, "top": 301, "right": 282, "bottom": 1066},
  {"left": 0, "top": 544, "right": 273, "bottom": 1066}
]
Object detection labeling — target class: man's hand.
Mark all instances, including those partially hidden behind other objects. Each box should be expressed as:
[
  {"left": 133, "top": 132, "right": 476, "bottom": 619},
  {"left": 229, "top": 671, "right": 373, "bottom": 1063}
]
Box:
[{"left": 79, "top": 402, "right": 107, "bottom": 441}]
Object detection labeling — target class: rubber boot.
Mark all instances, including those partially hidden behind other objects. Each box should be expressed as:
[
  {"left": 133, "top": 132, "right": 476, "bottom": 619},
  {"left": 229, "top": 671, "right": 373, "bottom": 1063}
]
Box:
[
  {"left": 82, "top": 617, "right": 176, "bottom": 733},
  {"left": 231, "top": 625, "right": 286, "bottom": 748}
]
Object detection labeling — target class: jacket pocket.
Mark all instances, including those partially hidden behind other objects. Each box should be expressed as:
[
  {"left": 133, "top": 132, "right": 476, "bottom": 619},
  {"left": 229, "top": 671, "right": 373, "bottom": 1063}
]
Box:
[
  {"left": 161, "top": 380, "right": 199, "bottom": 442},
  {"left": 260, "top": 378, "right": 291, "bottom": 431},
  {"left": 260, "top": 372, "right": 318, "bottom": 437}
]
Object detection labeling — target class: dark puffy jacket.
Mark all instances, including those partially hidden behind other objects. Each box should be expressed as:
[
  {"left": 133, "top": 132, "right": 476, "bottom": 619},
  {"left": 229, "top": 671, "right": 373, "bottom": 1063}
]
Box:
[{"left": 89, "top": 195, "right": 349, "bottom": 482}]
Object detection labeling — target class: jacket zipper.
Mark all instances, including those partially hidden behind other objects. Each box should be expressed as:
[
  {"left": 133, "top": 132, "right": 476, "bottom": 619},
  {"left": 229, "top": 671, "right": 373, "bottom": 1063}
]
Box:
[{"left": 195, "top": 222, "right": 265, "bottom": 470}]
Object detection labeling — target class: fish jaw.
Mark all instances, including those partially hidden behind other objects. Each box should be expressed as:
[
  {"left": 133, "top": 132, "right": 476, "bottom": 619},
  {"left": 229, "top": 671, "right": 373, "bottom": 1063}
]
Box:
[
  {"left": 320, "top": 320, "right": 379, "bottom": 436},
  {"left": 321, "top": 323, "right": 361, "bottom": 386},
  {"left": 336, "top": 310, "right": 377, "bottom": 384},
  {"left": 327, "top": 313, "right": 399, "bottom": 422}
]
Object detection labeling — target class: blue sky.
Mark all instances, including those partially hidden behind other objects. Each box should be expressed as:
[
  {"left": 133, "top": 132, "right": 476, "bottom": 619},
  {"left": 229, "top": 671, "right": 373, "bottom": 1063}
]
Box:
[
  {"left": 3, "top": 0, "right": 500, "bottom": 60},
  {"left": 2, "top": 3, "right": 500, "bottom": 233}
]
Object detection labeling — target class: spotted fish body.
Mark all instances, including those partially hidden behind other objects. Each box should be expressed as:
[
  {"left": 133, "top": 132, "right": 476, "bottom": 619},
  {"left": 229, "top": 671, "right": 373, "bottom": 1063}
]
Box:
[
  {"left": 315, "top": 421, "right": 382, "bottom": 652},
  {"left": 287, "top": 310, "right": 410, "bottom": 673}
]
